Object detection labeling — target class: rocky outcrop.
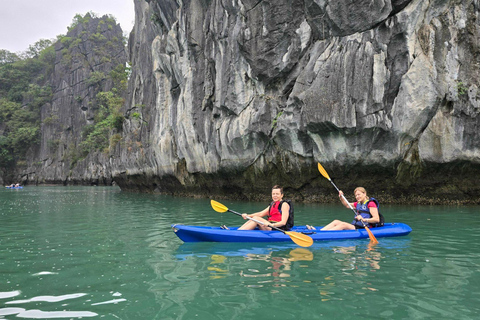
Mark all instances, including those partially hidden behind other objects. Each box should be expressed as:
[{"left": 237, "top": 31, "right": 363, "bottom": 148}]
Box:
[
  {"left": 112, "top": 0, "right": 480, "bottom": 203},
  {"left": 22, "top": 14, "right": 127, "bottom": 185}
]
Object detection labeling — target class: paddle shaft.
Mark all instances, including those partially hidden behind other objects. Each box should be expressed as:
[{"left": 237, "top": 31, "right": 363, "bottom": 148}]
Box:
[{"left": 227, "top": 209, "right": 289, "bottom": 234}]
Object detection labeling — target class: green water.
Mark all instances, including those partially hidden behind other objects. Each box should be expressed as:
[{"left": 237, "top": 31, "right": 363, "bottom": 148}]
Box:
[{"left": 0, "top": 186, "right": 479, "bottom": 319}]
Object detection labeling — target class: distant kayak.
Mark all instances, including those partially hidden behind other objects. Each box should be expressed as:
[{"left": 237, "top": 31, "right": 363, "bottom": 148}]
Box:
[
  {"left": 172, "top": 223, "right": 412, "bottom": 243},
  {"left": 5, "top": 186, "right": 23, "bottom": 189}
]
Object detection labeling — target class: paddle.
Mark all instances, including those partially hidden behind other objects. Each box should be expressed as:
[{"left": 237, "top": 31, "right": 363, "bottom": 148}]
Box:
[
  {"left": 210, "top": 200, "right": 313, "bottom": 247},
  {"left": 317, "top": 163, "right": 379, "bottom": 244}
]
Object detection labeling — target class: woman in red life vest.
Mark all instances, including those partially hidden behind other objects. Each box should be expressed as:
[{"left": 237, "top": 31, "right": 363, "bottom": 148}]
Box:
[
  {"left": 238, "top": 185, "right": 292, "bottom": 231},
  {"left": 320, "top": 187, "right": 380, "bottom": 231}
]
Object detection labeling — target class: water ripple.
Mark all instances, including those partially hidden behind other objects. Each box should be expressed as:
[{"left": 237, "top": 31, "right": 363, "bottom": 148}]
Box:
[
  {"left": 16, "top": 309, "right": 97, "bottom": 319},
  {"left": 6, "top": 293, "right": 88, "bottom": 304},
  {"left": 0, "top": 291, "right": 21, "bottom": 299}
]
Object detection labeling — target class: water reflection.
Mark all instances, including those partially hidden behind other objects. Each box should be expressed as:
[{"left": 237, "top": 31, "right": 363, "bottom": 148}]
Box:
[
  {"left": 239, "top": 248, "right": 313, "bottom": 284},
  {"left": 288, "top": 248, "right": 314, "bottom": 261},
  {"left": 171, "top": 239, "right": 410, "bottom": 295},
  {"left": 208, "top": 255, "right": 229, "bottom": 279},
  {"left": 174, "top": 238, "right": 410, "bottom": 260},
  {"left": 333, "top": 243, "right": 382, "bottom": 271},
  {"left": 240, "top": 255, "right": 292, "bottom": 282}
]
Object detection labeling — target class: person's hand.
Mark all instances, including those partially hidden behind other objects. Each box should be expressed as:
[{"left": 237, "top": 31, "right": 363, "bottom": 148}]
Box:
[
  {"left": 241, "top": 213, "right": 248, "bottom": 220},
  {"left": 339, "top": 190, "right": 344, "bottom": 198}
]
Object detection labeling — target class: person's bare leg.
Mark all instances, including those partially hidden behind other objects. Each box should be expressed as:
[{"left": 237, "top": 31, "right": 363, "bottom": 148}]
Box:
[
  {"left": 321, "top": 220, "right": 343, "bottom": 230},
  {"left": 321, "top": 220, "right": 355, "bottom": 231},
  {"left": 238, "top": 220, "right": 258, "bottom": 230}
]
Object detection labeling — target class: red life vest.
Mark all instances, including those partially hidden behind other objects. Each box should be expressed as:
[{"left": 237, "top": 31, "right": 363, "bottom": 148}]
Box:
[{"left": 268, "top": 201, "right": 283, "bottom": 222}]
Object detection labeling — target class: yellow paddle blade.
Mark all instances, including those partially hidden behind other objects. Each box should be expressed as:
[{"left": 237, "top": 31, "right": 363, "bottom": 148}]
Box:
[
  {"left": 211, "top": 200, "right": 228, "bottom": 213},
  {"left": 285, "top": 231, "right": 314, "bottom": 247},
  {"left": 317, "top": 162, "right": 331, "bottom": 180}
]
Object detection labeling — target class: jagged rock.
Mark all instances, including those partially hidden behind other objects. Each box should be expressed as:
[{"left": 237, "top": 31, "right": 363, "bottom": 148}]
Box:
[{"left": 112, "top": 0, "right": 480, "bottom": 204}]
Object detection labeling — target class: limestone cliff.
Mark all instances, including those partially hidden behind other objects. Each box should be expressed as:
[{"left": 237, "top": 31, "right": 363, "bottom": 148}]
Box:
[
  {"left": 22, "top": 14, "right": 127, "bottom": 185},
  {"left": 113, "top": 0, "right": 480, "bottom": 203}
]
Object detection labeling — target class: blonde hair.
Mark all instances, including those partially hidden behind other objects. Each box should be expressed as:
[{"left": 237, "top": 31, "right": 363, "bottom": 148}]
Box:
[{"left": 354, "top": 187, "right": 369, "bottom": 200}]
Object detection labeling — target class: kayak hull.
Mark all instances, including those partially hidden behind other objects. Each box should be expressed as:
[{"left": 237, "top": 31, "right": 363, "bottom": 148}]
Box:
[{"left": 172, "top": 223, "right": 412, "bottom": 243}]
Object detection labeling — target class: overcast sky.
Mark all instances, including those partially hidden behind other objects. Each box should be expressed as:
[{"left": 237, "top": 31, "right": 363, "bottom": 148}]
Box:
[{"left": 0, "top": 0, "right": 135, "bottom": 53}]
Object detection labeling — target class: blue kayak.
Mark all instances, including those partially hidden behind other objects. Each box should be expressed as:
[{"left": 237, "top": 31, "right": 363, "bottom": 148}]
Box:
[
  {"left": 5, "top": 186, "right": 23, "bottom": 189},
  {"left": 172, "top": 223, "right": 412, "bottom": 243}
]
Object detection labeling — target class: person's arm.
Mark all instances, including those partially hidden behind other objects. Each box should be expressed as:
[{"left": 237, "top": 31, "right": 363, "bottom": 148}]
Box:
[
  {"left": 270, "top": 202, "right": 290, "bottom": 228},
  {"left": 338, "top": 191, "right": 354, "bottom": 208},
  {"left": 365, "top": 205, "right": 380, "bottom": 224}
]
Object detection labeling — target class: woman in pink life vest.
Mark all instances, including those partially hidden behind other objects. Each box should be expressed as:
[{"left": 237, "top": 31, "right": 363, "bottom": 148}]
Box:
[{"left": 238, "top": 185, "right": 293, "bottom": 231}]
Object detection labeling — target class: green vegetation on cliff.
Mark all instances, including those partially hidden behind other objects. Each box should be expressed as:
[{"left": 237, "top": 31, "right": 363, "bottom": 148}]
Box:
[
  {"left": 80, "top": 69, "right": 128, "bottom": 155},
  {"left": 0, "top": 40, "right": 54, "bottom": 170},
  {"left": 0, "top": 12, "right": 129, "bottom": 180}
]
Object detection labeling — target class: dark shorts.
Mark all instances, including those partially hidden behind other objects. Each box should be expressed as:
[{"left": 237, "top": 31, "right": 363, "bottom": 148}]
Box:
[
  {"left": 268, "top": 221, "right": 289, "bottom": 231},
  {"left": 354, "top": 224, "right": 373, "bottom": 229}
]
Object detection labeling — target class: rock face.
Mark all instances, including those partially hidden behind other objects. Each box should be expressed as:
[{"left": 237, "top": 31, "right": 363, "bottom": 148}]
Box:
[
  {"left": 23, "top": 14, "right": 126, "bottom": 185},
  {"left": 112, "top": 0, "right": 480, "bottom": 203}
]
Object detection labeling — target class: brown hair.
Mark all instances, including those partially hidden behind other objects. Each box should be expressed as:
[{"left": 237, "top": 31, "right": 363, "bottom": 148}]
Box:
[{"left": 272, "top": 185, "right": 284, "bottom": 194}]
